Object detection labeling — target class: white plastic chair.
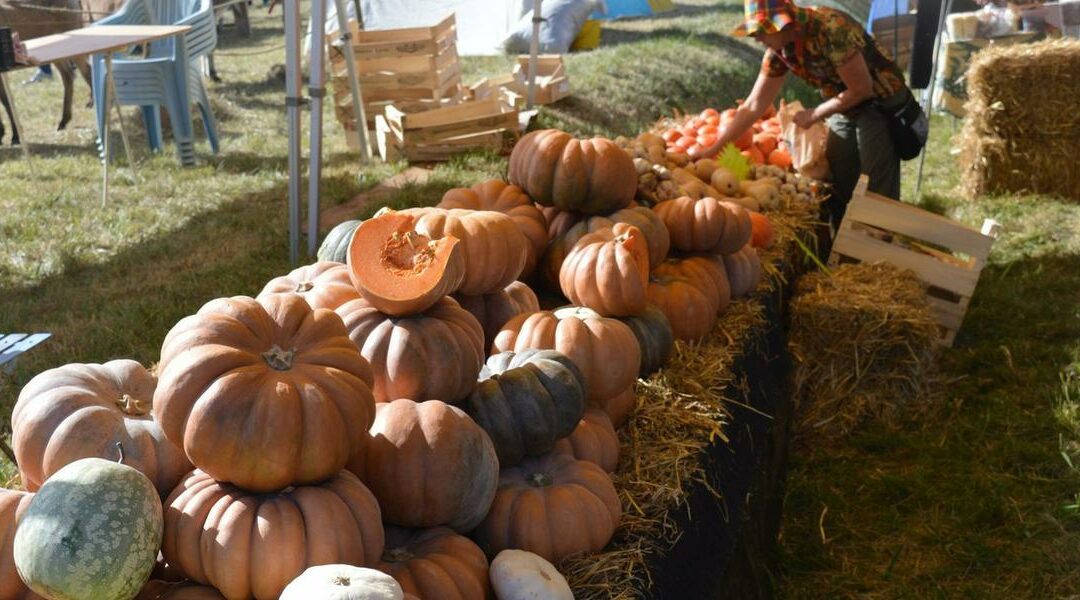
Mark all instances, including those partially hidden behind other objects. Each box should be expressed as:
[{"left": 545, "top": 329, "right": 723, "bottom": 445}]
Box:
[{"left": 91, "top": 0, "right": 219, "bottom": 166}]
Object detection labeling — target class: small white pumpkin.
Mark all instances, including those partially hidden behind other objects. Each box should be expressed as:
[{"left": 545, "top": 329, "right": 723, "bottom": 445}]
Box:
[
  {"left": 710, "top": 167, "right": 739, "bottom": 196},
  {"left": 280, "top": 565, "right": 403, "bottom": 600},
  {"left": 490, "top": 550, "right": 574, "bottom": 600}
]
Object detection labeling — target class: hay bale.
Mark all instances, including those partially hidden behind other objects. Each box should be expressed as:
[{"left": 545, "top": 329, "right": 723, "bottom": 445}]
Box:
[
  {"left": 789, "top": 262, "right": 940, "bottom": 444},
  {"left": 960, "top": 39, "right": 1080, "bottom": 201}
]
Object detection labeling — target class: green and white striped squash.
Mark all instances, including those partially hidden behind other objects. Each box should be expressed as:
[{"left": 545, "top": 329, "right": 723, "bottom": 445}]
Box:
[{"left": 14, "top": 457, "right": 163, "bottom": 600}]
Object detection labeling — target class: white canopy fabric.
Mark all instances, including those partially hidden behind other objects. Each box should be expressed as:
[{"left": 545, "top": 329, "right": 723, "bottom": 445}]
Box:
[{"left": 358, "top": 0, "right": 528, "bottom": 55}]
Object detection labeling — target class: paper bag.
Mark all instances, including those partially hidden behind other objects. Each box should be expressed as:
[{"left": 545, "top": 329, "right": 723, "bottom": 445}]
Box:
[{"left": 777, "top": 100, "right": 830, "bottom": 180}]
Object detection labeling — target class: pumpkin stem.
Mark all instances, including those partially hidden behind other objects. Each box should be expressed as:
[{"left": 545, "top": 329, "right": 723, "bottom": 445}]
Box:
[
  {"left": 384, "top": 547, "right": 414, "bottom": 563},
  {"left": 527, "top": 473, "right": 552, "bottom": 487},
  {"left": 262, "top": 346, "right": 296, "bottom": 371},
  {"left": 115, "top": 442, "right": 126, "bottom": 464},
  {"left": 115, "top": 394, "right": 149, "bottom": 416},
  {"left": 332, "top": 576, "right": 351, "bottom": 586},
  {"left": 295, "top": 281, "right": 314, "bottom": 293}
]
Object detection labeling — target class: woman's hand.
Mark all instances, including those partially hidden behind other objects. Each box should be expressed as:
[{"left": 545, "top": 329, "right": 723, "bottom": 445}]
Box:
[{"left": 793, "top": 108, "right": 819, "bottom": 129}]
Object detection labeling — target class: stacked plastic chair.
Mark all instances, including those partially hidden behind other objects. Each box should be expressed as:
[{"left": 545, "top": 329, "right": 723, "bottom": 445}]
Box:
[{"left": 90, "top": 0, "right": 219, "bottom": 166}]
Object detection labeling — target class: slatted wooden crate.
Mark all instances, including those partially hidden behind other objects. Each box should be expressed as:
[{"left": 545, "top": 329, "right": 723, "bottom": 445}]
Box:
[
  {"left": 827, "top": 176, "right": 1000, "bottom": 346},
  {"left": 511, "top": 54, "right": 571, "bottom": 105},
  {"left": 328, "top": 14, "right": 463, "bottom": 149},
  {"left": 469, "top": 74, "right": 525, "bottom": 108},
  {"left": 375, "top": 92, "right": 519, "bottom": 163}
]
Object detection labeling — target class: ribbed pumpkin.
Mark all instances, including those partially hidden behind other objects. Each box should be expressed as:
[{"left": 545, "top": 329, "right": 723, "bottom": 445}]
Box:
[
  {"left": 0, "top": 489, "right": 37, "bottom": 600},
  {"left": 539, "top": 205, "right": 582, "bottom": 241},
  {"left": 453, "top": 281, "right": 540, "bottom": 351},
  {"left": 377, "top": 526, "right": 491, "bottom": 600},
  {"left": 508, "top": 129, "right": 636, "bottom": 215},
  {"left": 749, "top": 210, "right": 776, "bottom": 248},
  {"left": 559, "top": 223, "right": 650, "bottom": 317},
  {"left": 318, "top": 219, "right": 361, "bottom": 263},
  {"left": 257, "top": 260, "right": 361, "bottom": 311},
  {"left": 594, "top": 386, "right": 637, "bottom": 429},
  {"left": 542, "top": 206, "right": 669, "bottom": 292},
  {"left": 475, "top": 452, "right": 621, "bottom": 563},
  {"left": 489, "top": 550, "right": 573, "bottom": 600},
  {"left": 653, "top": 255, "right": 732, "bottom": 315},
  {"left": 347, "top": 210, "right": 466, "bottom": 317},
  {"left": 494, "top": 307, "right": 640, "bottom": 404},
  {"left": 401, "top": 208, "right": 529, "bottom": 295},
  {"left": 646, "top": 274, "right": 718, "bottom": 342},
  {"left": 12, "top": 359, "right": 191, "bottom": 499},
  {"left": 618, "top": 305, "right": 675, "bottom": 377},
  {"left": 337, "top": 296, "right": 484, "bottom": 404},
  {"left": 552, "top": 408, "right": 619, "bottom": 472},
  {"left": 724, "top": 244, "right": 763, "bottom": 298},
  {"left": 438, "top": 180, "right": 547, "bottom": 279},
  {"left": 162, "top": 469, "right": 384, "bottom": 600},
  {"left": 137, "top": 581, "right": 226, "bottom": 600},
  {"left": 653, "top": 196, "right": 752, "bottom": 255},
  {"left": 154, "top": 294, "right": 376, "bottom": 493},
  {"left": 354, "top": 400, "right": 499, "bottom": 532},
  {"left": 281, "top": 566, "right": 402, "bottom": 600},
  {"left": 461, "top": 350, "right": 586, "bottom": 466},
  {"left": 15, "top": 458, "right": 163, "bottom": 600}
]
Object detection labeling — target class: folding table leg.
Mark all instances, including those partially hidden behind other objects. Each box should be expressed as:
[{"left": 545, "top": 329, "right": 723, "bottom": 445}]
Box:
[
  {"left": 101, "top": 53, "right": 113, "bottom": 206},
  {"left": 0, "top": 71, "right": 35, "bottom": 177},
  {"left": 106, "top": 53, "right": 136, "bottom": 173}
]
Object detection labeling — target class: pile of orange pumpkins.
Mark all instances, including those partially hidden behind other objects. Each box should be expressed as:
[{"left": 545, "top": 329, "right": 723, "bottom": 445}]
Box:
[
  {"left": 660, "top": 106, "right": 792, "bottom": 167},
  {"left": 0, "top": 127, "right": 781, "bottom": 600}
]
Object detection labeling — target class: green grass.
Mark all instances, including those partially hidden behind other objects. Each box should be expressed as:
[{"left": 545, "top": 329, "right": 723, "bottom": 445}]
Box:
[{"left": 2, "top": 1, "right": 1079, "bottom": 595}]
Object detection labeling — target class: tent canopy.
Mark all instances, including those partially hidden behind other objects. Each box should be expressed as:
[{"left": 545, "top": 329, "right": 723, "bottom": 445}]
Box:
[{"left": 592, "top": 0, "right": 675, "bottom": 19}]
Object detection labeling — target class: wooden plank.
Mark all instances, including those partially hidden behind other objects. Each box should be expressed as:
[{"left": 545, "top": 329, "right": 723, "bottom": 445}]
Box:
[
  {"left": 398, "top": 112, "right": 518, "bottom": 144},
  {"left": 0, "top": 333, "right": 50, "bottom": 369},
  {"left": 0, "top": 334, "right": 27, "bottom": 353},
  {"left": 390, "top": 97, "right": 507, "bottom": 130},
  {"left": 846, "top": 190, "right": 995, "bottom": 260},
  {"left": 25, "top": 25, "right": 191, "bottom": 65},
  {"left": 831, "top": 229, "right": 982, "bottom": 297}
]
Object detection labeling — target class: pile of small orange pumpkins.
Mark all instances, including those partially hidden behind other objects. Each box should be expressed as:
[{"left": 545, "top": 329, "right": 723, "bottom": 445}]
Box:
[
  {"left": 0, "top": 127, "right": 782, "bottom": 600},
  {"left": 660, "top": 106, "right": 792, "bottom": 168}
]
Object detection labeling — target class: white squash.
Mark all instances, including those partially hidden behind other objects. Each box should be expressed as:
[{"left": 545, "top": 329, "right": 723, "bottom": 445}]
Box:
[
  {"left": 490, "top": 550, "right": 573, "bottom": 600},
  {"left": 280, "top": 565, "right": 403, "bottom": 600},
  {"left": 710, "top": 168, "right": 739, "bottom": 196}
]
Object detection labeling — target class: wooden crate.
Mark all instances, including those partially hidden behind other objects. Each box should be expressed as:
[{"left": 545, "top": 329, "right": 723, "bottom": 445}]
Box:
[
  {"left": 827, "top": 176, "right": 1000, "bottom": 346},
  {"left": 512, "top": 54, "right": 571, "bottom": 105},
  {"left": 328, "top": 14, "right": 463, "bottom": 148},
  {"left": 376, "top": 93, "right": 519, "bottom": 163},
  {"left": 872, "top": 13, "right": 916, "bottom": 71},
  {"left": 469, "top": 74, "right": 525, "bottom": 108}
]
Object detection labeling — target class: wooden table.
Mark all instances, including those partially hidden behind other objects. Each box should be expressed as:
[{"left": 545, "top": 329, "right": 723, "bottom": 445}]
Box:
[{"left": 5, "top": 25, "right": 191, "bottom": 204}]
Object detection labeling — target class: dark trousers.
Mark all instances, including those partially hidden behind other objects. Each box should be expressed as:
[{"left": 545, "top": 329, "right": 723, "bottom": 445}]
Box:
[{"left": 823, "top": 93, "right": 904, "bottom": 232}]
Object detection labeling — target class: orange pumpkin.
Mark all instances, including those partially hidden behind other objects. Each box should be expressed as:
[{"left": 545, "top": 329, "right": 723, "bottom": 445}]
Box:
[
  {"left": 753, "top": 132, "right": 778, "bottom": 156},
  {"left": 647, "top": 274, "right": 718, "bottom": 342},
  {"left": 402, "top": 208, "right": 529, "bottom": 295},
  {"left": 724, "top": 244, "right": 763, "bottom": 298},
  {"left": 595, "top": 385, "right": 637, "bottom": 429},
  {"left": 12, "top": 360, "right": 191, "bottom": 498},
  {"left": 475, "top": 452, "right": 621, "bottom": 563},
  {"left": 539, "top": 206, "right": 582, "bottom": 241},
  {"left": 347, "top": 210, "right": 465, "bottom": 316},
  {"left": 377, "top": 526, "right": 491, "bottom": 600},
  {"left": 137, "top": 581, "right": 225, "bottom": 600},
  {"left": 508, "top": 129, "right": 636, "bottom": 215},
  {"left": 154, "top": 294, "right": 375, "bottom": 493},
  {"left": 1, "top": 489, "right": 39, "bottom": 600},
  {"left": 454, "top": 281, "right": 540, "bottom": 351},
  {"left": 355, "top": 400, "right": 499, "bottom": 532},
  {"left": 559, "top": 223, "right": 650, "bottom": 317},
  {"left": 767, "top": 148, "right": 793, "bottom": 169},
  {"left": 543, "top": 206, "right": 670, "bottom": 290},
  {"left": 552, "top": 408, "right": 619, "bottom": 472},
  {"left": 653, "top": 196, "right": 753, "bottom": 255},
  {"left": 337, "top": 296, "right": 484, "bottom": 404},
  {"left": 494, "top": 307, "right": 640, "bottom": 403},
  {"left": 258, "top": 261, "right": 361, "bottom": 311},
  {"left": 162, "top": 470, "right": 384, "bottom": 600},
  {"left": 653, "top": 255, "right": 732, "bottom": 316},
  {"left": 749, "top": 211, "right": 776, "bottom": 249},
  {"left": 439, "top": 180, "right": 547, "bottom": 279}
]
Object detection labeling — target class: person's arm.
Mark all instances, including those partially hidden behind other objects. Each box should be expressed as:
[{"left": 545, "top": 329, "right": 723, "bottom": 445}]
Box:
[
  {"left": 793, "top": 52, "right": 875, "bottom": 128},
  {"left": 693, "top": 71, "right": 786, "bottom": 159}
]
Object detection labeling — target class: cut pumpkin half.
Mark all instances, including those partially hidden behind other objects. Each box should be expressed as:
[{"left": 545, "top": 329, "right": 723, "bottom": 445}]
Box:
[{"left": 347, "top": 210, "right": 466, "bottom": 316}]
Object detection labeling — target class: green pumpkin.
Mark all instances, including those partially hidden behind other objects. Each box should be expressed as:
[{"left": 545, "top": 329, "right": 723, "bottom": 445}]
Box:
[
  {"left": 461, "top": 350, "right": 586, "bottom": 466},
  {"left": 14, "top": 457, "right": 163, "bottom": 600},
  {"left": 317, "top": 219, "right": 361, "bottom": 263},
  {"left": 619, "top": 305, "right": 675, "bottom": 376}
]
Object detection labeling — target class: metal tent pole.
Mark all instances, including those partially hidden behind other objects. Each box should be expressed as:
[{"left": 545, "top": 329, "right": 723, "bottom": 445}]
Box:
[
  {"left": 333, "top": 0, "right": 372, "bottom": 161},
  {"left": 526, "top": 0, "right": 542, "bottom": 109},
  {"left": 284, "top": 0, "right": 303, "bottom": 265},
  {"left": 914, "top": 0, "right": 953, "bottom": 199},
  {"left": 307, "top": 0, "right": 328, "bottom": 258}
]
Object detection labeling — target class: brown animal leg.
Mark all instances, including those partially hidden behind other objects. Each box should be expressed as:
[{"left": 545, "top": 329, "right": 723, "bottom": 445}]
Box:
[
  {"left": 57, "top": 61, "right": 74, "bottom": 130},
  {"left": 233, "top": 1, "right": 250, "bottom": 36},
  {"left": 75, "top": 56, "right": 94, "bottom": 108},
  {"left": 0, "top": 75, "right": 14, "bottom": 145}
]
